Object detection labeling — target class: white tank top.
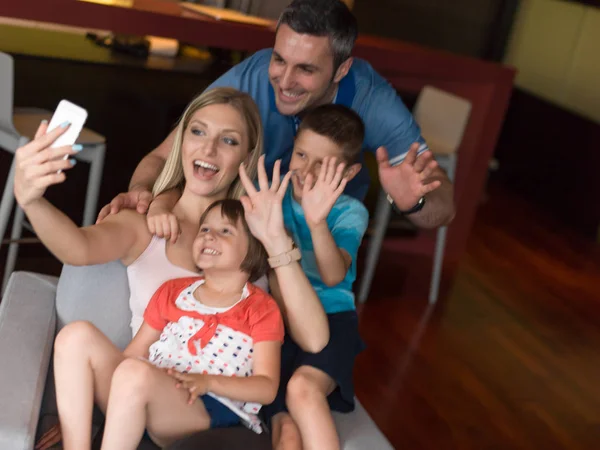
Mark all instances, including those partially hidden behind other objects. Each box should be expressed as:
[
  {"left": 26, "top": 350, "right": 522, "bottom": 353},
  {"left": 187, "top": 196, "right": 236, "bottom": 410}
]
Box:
[{"left": 127, "top": 236, "right": 198, "bottom": 335}]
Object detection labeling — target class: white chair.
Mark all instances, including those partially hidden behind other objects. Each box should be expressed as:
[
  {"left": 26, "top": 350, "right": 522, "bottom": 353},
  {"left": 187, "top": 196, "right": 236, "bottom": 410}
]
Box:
[
  {"left": 357, "top": 86, "right": 472, "bottom": 305},
  {"left": 0, "top": 51, "right": 106, "bottom": 293}
]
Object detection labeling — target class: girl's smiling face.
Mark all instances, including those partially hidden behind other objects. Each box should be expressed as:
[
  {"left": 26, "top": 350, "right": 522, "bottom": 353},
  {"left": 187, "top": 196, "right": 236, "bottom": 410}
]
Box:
[{"left": 192, "top": 205, "right": 250, "bottom": 273}]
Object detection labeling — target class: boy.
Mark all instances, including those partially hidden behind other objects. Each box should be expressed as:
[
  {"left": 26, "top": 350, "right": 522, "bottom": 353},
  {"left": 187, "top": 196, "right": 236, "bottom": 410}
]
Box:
[{"left": 266, "top": 104, "right": 368, "bottom": 450}]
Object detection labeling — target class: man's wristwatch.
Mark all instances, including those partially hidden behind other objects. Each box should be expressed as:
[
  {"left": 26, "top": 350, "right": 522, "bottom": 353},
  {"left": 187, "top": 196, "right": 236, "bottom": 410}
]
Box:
[
  {"left": 268, "top": 241, "right": 302, "bottom": 268},
  {"left": 387, "top": 194, "right": 426, "bottom": 215}
]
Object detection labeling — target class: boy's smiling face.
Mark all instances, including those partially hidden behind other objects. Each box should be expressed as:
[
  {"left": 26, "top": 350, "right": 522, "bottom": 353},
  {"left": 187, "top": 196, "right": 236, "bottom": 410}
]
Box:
[{"left": 288, "top": 129, "right": 359, "bottom": 202}]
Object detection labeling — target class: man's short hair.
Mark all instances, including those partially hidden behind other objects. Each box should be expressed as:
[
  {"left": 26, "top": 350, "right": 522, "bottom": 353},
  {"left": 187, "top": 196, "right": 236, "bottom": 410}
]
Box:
[
  {"left": 278, "top": 0, "right": 358, "bottom": 71},
  {"left": 199, "top": 199, "right": 269, "bottom": 283},
  {"left": 297, "top": 104, "right": 364, "bottom": 163}
]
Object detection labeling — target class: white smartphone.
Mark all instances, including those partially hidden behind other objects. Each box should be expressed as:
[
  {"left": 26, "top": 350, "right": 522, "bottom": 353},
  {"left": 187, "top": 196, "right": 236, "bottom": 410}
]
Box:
[
  {"left": 47, "top": 99, "right": 88, "bottom": 149},
  {"left": 47, "top": 100, "right": 88, "bottom": 173}
]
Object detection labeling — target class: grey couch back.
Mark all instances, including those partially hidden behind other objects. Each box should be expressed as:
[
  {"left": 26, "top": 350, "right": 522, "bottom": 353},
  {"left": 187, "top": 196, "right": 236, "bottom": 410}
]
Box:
[{"left": 56, "top": 261, "right": 133, "bottom": 350}]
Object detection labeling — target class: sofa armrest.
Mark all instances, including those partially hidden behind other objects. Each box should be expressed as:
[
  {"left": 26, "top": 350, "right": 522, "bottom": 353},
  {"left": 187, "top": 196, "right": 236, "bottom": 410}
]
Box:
[
  {"left": 335, "top": 399, "right": 394, "bottom": 449},
  {"left": 0, "top": 271, "right": 58, "bottom": 450}
]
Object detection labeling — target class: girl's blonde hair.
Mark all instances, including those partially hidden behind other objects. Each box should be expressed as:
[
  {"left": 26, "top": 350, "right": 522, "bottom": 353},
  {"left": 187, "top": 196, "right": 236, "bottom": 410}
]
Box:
[{"left": 153, "top": 87, "right": 263, "bottom": 200}]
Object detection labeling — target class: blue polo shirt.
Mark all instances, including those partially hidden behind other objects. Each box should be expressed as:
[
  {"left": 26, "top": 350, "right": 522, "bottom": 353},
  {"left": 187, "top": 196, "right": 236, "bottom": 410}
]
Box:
[{"left": 207, "top": 49, "right": 428, "bottom": 200}]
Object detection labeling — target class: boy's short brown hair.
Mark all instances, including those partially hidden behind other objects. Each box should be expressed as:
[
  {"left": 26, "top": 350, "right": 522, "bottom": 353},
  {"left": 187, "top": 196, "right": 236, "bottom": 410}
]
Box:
[
  {"left": 199, "top": 199, "right": 269, "bottom": 283},
  {"left": 297, "top": 104, "right": 365, "bottom": 163}
]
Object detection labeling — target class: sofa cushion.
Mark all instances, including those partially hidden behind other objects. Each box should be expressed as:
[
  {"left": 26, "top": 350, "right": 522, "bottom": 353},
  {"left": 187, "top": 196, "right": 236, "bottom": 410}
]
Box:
[
  {"left": 335, "top": 400, "right": 393, "bottom": 449},
  {"left": 40, "top": 262, "right": 132, "bottom": 418},
  {"left": 56, "top": 262, "right": 132, "bottom": 350},
  {"left": 0, "top": 272, "right": 58, "bottom": 450},
  {"left": 165, "top": 398, "right": 393, "bottom": 450}
]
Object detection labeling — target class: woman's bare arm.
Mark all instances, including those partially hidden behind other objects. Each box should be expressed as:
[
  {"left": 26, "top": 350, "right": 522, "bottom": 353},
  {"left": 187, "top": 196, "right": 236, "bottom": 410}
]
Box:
[
  {"left": 14, "top": 121, "right": 150, "bottom": 266},
  {"left": 22, "top": 200, "right": 148, "bottom": 266},
  {"left": 239, "top": 157, "right": 329, "bottom": 353},
  {"left": 266, "top": 241, "right": 328, "bottom": 353}
]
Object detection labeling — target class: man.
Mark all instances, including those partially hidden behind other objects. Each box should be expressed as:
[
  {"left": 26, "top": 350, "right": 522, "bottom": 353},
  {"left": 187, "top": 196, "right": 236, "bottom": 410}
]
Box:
[{"left": 99, "top": 0, "right": 455, "bottom": 231}]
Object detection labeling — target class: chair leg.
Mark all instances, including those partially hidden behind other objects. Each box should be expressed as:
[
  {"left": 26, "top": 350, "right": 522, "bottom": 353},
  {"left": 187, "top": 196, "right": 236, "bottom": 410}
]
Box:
[
  {"left": 428, "top": 152, "right": 457, "bottom": 304},
  {"left": 2, "top": 206, "right": 25, "bottom": 294},
  {"left": 428, "top": 226, "right": 447, "bottom": 305},
  {"left": 357, "top": 189, "right": 392, "bottom": 304},
  {"left": 1, "top": 137, "right": 29, "bottom": 294},
  {"left": 0, "top": 157, "right": 16, "bottom": 245},
  {"left": 82, "top": 143, "right": 106, "bottom": 227}
]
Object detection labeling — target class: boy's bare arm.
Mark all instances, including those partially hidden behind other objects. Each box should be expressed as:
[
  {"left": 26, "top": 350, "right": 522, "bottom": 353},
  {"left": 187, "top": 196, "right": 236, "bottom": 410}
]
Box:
[
  {"left": 301, "top": 158, "right": 353, "bottom": 287},
  {"left": 309, "top": 222, "right": 351, "bottom": 286}
]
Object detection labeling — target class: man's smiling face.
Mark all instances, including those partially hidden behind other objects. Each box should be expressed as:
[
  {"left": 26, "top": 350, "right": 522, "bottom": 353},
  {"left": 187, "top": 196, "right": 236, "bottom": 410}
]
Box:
[{"left": 268, "top": 24, "right": 339, "bottom": 117}]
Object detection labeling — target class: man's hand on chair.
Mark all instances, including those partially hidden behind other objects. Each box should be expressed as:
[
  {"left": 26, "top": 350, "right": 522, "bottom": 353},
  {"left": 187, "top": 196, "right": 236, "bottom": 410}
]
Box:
[{"left": 96, "top": 185, "right": 152, "bottom": 223}]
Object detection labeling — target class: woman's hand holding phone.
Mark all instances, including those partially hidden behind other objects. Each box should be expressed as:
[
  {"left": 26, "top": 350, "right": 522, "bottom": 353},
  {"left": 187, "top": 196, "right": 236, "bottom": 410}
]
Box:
[{"left": 14, "top": 121, "right": 80, "bottom": 209}]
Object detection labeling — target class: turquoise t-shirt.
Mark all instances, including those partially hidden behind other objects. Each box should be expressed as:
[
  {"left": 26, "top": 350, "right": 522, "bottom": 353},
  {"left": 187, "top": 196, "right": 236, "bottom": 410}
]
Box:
[{"left": 281, "top": 186, "right": 369, "bottom": 314}]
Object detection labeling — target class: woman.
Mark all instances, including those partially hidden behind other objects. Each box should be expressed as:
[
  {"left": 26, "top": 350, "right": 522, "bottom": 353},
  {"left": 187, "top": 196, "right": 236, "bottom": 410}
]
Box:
[{"left": 13, "top": 87, "right": 328, "bottom": 449}]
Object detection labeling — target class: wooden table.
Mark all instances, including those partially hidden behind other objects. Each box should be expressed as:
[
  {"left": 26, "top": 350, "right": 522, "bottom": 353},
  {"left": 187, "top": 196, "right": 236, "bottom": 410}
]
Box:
[
  {"left": 0, "top": 0, "right": 516, "bottom": 276},
  {"left": 0, "top": 21, "right": 219, "bottom": 74}
]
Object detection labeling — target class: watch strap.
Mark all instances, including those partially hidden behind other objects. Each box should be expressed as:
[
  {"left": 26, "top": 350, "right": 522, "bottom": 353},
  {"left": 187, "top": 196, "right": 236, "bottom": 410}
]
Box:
[
  {"left": 268, "top": 246, "right": 302, "bottom": 268},
  {"left": 387, "top": 194, "right": 426, "bottom": 215}
]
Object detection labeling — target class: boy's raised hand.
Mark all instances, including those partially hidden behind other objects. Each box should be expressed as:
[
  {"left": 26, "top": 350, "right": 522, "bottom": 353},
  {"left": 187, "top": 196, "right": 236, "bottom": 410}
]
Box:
[{"left": 301, "top": 156, "right": 347, "bottom": 228}]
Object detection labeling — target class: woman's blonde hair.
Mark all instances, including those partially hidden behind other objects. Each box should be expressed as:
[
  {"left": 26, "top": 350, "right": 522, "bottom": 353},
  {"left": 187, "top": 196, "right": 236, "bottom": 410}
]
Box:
[{"left": 152, "top": 87, "right": 263, "bottom": 200}]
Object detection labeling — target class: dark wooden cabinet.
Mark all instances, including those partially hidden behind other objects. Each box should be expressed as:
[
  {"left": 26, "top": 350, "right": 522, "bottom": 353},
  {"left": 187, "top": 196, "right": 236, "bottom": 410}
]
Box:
[{"left": 354, "top": 0, "right": 518, "bottom": 60}]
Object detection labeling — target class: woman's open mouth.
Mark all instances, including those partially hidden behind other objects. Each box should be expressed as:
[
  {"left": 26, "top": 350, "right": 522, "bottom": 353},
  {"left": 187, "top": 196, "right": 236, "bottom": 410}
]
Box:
[{"left": 194, "top": 160, "right": 219, "bottom": 179}]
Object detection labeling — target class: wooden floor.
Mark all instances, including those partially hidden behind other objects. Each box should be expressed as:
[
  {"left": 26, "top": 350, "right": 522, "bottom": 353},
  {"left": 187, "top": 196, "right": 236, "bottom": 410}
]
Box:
[
  {"left": 355, "top": 180, "right": 600, "bottom": 449},
  {"left": 2, "top": 179, "right": 600, "bottom": 449}
]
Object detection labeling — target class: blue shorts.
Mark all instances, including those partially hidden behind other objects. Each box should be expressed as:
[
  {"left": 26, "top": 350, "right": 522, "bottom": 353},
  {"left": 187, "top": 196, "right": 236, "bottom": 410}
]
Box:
[
  {"left": 261, "top": 311, "right": 365, "bottom": 427},
  {"left": 201, "top": 394, "right": 241, "bottom": 428}
]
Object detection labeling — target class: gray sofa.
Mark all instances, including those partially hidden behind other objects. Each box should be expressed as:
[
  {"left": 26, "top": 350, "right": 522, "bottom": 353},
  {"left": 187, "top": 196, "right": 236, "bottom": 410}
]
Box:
[{"left": 0, "top": 265, "right": 393, "bottom": 450}]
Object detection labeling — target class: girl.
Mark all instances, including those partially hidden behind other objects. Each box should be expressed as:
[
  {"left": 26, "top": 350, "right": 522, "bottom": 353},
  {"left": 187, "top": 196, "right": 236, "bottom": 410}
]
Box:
[{"left": 53, "top": 194, "right": 291, "bottom": 449}]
